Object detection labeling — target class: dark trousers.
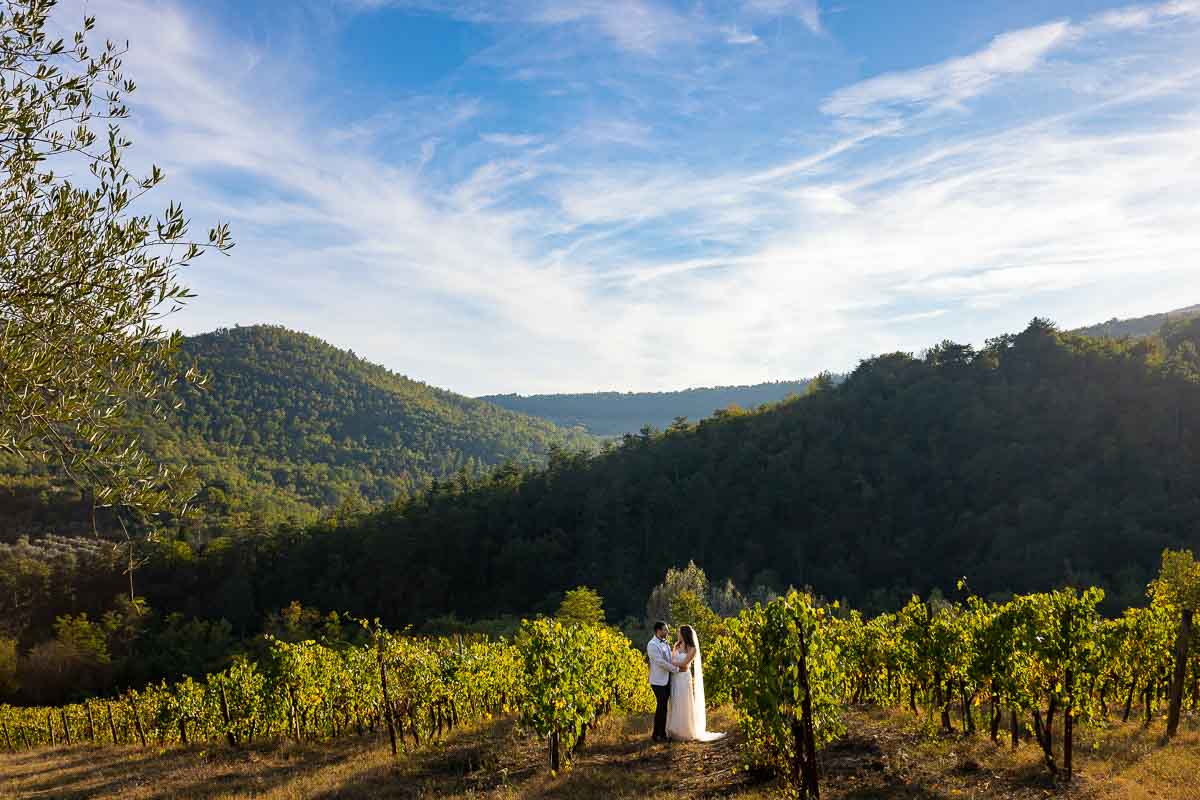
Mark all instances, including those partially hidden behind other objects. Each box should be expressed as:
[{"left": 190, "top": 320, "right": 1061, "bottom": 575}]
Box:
[{"left": 651, "top": 683, "right": 670, "bottom": 739}]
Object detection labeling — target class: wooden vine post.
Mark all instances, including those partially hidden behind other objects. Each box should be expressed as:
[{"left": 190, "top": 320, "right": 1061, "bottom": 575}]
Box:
[
  {"left": 792, "top": 621, "right": 820, "bottom": 800},
  {"left": 375, "top": 622, "right": 399, "bottom": 756},
  {"left": 1153, "top": 550, "right": 1200, "bottom": 739},
  {"left": 219, "top": 684, "right": 237, "bottom": 747},
  {"left": 287, "top": 687, "right": 301, "bottom": 742},
  {"left": 1061, "top": 602, "right": 1074, "bottom": 783},
  {"left": 548, "top": 731, "right": 561, "bottom": 772},
  {"left": 129, "top": 699, "right": 147, "bottom": 747},
  {"left": 106, "top": 703, "right": 119, "bottom": 744}
]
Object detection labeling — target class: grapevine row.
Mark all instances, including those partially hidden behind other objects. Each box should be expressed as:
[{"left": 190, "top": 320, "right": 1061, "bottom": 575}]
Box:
[
  {"left": 704, "top": 549, "right": 1200, "bottom": 798},
  {"left": 0, "top": 619, "right": 650, "bottom": 775}
]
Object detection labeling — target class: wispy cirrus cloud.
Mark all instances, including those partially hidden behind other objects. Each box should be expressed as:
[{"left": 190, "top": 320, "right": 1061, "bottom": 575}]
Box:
[
  {"left": 1089, "top": 0, "right": 1200, "bottom": 31},
  {"left": 59, "top": 0, "right": 1200, "bottom": 395},
  {"left": 743, "top": 0, "right": 822, "bottom": 34},
  {"left": 529, "top": 0, "right": 699, "bottom": 54},
  {"left": 354, "top": 0, "right": 823, "bottom": 55},
  {"left": 821, "top": 21, "right": 1073, "bottom": 121},
  {"left": 480, "top": 132, "right": 542, "bottom": 147},
  {"left": 722, "top": 25, "right": 760, "bottom": 45}
]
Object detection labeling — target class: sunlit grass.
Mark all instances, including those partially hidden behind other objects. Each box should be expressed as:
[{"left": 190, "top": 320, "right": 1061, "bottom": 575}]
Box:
[{"left": 2, "top": 705, "right": 1197, "bottom": 799}]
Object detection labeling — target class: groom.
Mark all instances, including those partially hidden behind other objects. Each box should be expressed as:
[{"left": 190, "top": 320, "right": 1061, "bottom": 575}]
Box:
[{"left": 647, "top": 620, "right": 681, "bottom": 742}]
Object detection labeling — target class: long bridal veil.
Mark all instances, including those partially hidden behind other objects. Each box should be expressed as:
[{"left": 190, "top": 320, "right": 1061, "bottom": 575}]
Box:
[{"left": 691, "top": 634, "right": 725, "bottom": 742}]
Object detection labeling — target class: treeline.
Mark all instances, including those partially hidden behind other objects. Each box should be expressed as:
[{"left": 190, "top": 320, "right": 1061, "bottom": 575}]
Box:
[
  {"left": 0, "top": 531, "right": 375, "bottom": 706},
  {"left": 482, "top": 379, "right": 819, "bottom": 437}
]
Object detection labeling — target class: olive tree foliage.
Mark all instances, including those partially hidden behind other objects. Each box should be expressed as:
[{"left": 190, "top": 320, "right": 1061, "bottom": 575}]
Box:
[{"left": 0, "top": 1, "right": 232, "bottom": 513}]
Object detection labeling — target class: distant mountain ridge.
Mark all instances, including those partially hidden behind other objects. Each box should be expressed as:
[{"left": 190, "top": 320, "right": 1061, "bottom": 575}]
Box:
[
  {"left": 485, "top": 305, "right": 1200, "bottom": 436},
  {"left": 481, "top": 380, "right": 817, "bottom": 437}
]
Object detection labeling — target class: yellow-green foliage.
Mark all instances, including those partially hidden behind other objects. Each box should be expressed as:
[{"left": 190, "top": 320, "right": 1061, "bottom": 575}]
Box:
[
  {"left": 557, "top": 587, "right": 606, "bottom": 626},
  {"left": 0, "top": 622, "right": 650, "bottom": 757},
  {"left": 516, "top": 619, "right": 652, "bottom": 769},
  {"left": 703, "top": 591, "right": 845, "bottom": 798}
]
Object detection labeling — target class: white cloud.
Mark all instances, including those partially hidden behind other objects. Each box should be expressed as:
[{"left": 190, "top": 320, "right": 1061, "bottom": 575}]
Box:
[
  {"left": 369, "top": 0, "right": 703, "bottom": 54},
  {"left": 743, "top": 0, "right": 822, "bottom": 34},
  {"left": 575, "top": 119, "right": 655, "bottom": 148},
  {"left": 722, "top": 25, "right": 760, "bottom": 45},
  {"left": 354, "top": 0, "right": 819, "bottom": 56},
  {"left": 822, "top": 21, "right": 1073, "bottom": 121},
  {"left": 1090, "top": 0, "right": 1200, "bottom": 30},
  {"left": 480, "top": 132, "right": 542, "bottom": 146},
  {"left": 329, "top": 97, "right": 482, "bottom": 147},
  {"left": 531, "top": 0, "right": 698, "bottom": 54},
  {"left": 57, "top": 0, "right": 1200, "bottom": 395}
]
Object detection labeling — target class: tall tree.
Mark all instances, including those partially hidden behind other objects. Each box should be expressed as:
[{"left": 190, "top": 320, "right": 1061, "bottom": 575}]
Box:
[
  {"left": 557, "top": 586, "right": 606, "bottom": 625},
  {"left": 1, "top": 0, "right": 232, "bottom": 515}
]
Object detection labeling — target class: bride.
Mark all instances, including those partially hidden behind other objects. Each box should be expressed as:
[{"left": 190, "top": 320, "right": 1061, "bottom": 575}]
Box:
[{"left": 666, "top": 624, "right": 726, "bottom": 742}]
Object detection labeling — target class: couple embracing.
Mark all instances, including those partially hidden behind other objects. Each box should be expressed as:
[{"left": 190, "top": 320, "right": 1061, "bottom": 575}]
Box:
[{"left": 646, "top": 621, "right": 725, "bottom": 743}]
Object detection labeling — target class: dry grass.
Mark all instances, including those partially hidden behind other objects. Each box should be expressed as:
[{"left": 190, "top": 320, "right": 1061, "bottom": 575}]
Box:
[{"left": 2, "top": 707, "right": 1198, "bottom": 799}]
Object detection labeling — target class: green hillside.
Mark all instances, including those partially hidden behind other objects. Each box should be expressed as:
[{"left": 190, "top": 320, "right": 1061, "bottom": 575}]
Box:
[
  {"left": 480, "top": 380, "right": 818, "bottom": 436},
  {"left": 111, "top": 316, "right": 1200, "bottom": 631},
  {"left": 9, "top": 313, "right": 1200, "bottom": 704},
  {"left": 1073, "top": 304, "right": 1200, "bottom": 340},
  {"left": 0, "top": 325, "right": 596, "bottom": 535}
]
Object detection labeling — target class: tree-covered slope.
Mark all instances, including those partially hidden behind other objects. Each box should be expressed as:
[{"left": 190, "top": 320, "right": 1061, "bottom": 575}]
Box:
[
  {"left": 1, "top": 325, "right": 596, "bottom": 533},
  {"left": 480, "top": 380, "right": 817, "bottom": 436},
  {"left": 210, "top": 318, "right": 1200, "bottom": 626},
  {"left": 1073, "top": 304, "right": 1200, "bottom": 340}
]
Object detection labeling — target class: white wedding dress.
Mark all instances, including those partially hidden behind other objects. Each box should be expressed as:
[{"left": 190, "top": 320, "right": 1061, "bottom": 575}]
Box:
[{"left": 666, "top": 643, "right": 725, "bottom": 742}]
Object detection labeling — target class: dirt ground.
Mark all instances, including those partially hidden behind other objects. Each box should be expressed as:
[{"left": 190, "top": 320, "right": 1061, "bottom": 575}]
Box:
[{"left": 2, "top": 706, "right": 1198, "bottom": 799}]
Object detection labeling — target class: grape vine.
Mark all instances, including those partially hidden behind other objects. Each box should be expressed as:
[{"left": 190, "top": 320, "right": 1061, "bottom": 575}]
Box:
[{"left": 2, "top": 550, "right": 1198, "bottom": 800}]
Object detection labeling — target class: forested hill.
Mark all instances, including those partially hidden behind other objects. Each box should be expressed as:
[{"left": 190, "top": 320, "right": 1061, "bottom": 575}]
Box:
[
  {"left": 480, "top": 380, "right": 816, "bottom": 436},
  {"left": 208, "top": 317, "right": 1200, "bottom": 628},
  {"left": 1, "top": 325, "right": 596, "bottom": 533},
  {"left": 1073, "top": 304, "right": 1200, "bottom": 340}
]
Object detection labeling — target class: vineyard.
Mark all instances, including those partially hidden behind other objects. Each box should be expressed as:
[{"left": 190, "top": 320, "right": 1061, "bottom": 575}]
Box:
[
  {"left": 701, "top": 549, "right": 1200, "bottom": 796},
  {"left": 3, "top": 551, "right": 1198, "bottom": 799},
  {"left": 0, "top": 620, "right": 648, "bottom": 763}
]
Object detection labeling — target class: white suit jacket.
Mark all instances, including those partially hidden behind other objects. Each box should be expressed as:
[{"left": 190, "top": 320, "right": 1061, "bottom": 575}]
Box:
[{"left": 647, "top": 636, "right": 676, "bottom": 686}]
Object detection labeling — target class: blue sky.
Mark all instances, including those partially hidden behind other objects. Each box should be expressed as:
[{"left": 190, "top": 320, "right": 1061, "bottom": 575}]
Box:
[{"left": 70, "top": 0, "right": 1200, "bottom": 394}]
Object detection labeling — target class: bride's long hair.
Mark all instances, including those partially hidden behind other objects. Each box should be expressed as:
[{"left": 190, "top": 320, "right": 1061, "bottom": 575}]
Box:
[{"left": 678, "top": 624, "right": 708, "bottom": 732}]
